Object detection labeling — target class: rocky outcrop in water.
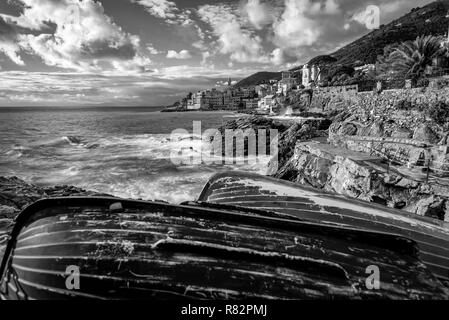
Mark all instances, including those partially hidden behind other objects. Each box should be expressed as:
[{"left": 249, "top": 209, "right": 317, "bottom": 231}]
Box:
[
  {"left": 216, "top": 116, "right": 291, "bottom": 134},
  {"left": 216, "top": 116, "right": 331, "bottom": 168},
  {"left": 0, "top": 176, "right": 107, "bottom": 218},
  {"left": 214, "top": 116, "right": 291, "bottom": 157}
]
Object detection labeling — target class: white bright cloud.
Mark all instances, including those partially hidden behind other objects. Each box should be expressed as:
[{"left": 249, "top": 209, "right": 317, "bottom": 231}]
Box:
[
  {"left": 1, "top": 0, "right": 150, "bottom": 72},
  {"left": 270, "top": 48, "right": 286, "bottom": 65},
  {"left": 147, "top": 44, "right": 161, "bottom": 55},
  {"left": 166, "top": 49, "right": 192, "bottom": 59},
  {"left": 244, "top": 0, "right": 273, "bottom": 30},
  {"left": 197, "top": 4, "right": 269, "bottom": 64},
  {"left": 273, "top": 0, "right": 341, "bottom": 60},
  {"left": 130, "top": 0, "right": 192, "bottom": 25}
]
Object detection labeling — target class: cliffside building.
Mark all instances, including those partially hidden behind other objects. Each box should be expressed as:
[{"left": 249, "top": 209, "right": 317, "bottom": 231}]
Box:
[
  {"left": 302, "top": 64, "right": 321, "bottom": 87},
  {"left": 258, "top": 95, "right": 274, "bottom": 111}
]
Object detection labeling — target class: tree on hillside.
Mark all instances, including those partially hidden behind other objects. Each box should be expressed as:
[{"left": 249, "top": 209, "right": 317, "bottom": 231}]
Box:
[
  {"left": 375, "top": 44, "right": 399, "bottom": 79},
  {"left": 325, "top": 65, "right": 355, "bottom": 85},
  {"left": 308, "top": 55, "right": 338, "bottom": 83},
  {"left": 308, "top": 55, "right": 337, "bottom": 66},
  {"left": 376, "top": 35, "right": 444, "bottom": 81}
]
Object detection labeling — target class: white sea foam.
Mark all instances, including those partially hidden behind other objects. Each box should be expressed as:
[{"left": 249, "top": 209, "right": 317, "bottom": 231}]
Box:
[
  {"left": 15, "top": 133, "right": 272, "bottom": 204},
  {"left": 0, "top": 111, "right": 272, "bottom": 204}
]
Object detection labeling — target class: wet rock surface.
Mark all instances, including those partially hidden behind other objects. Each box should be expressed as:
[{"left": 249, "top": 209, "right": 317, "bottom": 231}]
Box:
[{"left": 214, "top": 116, "right": 330, "bottom": 159}]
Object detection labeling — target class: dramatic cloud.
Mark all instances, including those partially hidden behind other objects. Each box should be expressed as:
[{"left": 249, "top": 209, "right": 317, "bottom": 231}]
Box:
[
  {"left": 0, "top": 65, "right": 262, "bottom": 106},
  {"left": 0, "top": 16, "right": 25, "bottom": 65},
  {"left": 166, "top": 49, "right": 192, "bottom": 59},
  {"left": 244, "top": 0, "right": 273, "bottom": 30},
  {"left": 270, "top": 48, "right": 287, "bottom": 65},
  {"left": 1, "top": 0, "right": 150, "bottom": 72},
  {"left": 130, "top": 0, "right": 192, "bottom": 25},
  {"left": 197, "top": 4, "right": 269, "bottom": 64},
  {"left": 274, "top": 0, "right": 340, "bottom": 51},
  {"left": 0, "top": 0, "right": 436, "bottom": 106}
]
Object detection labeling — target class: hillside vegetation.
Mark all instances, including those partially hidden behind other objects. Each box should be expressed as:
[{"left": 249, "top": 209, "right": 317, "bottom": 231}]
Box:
[
  {"left": 235, "top": 72, "right": 282, "bottom": 88},
  {"left": 333, "top": 0, "right": 449, "bottom": 65},
  {"left": 236, "top": 0, "right": 449, "bottom": 86}
]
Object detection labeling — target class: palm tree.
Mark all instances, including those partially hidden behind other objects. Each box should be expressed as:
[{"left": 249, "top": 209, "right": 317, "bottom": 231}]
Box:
[{"left": 378, "top": 35, "right": 444, "bottom": 81}]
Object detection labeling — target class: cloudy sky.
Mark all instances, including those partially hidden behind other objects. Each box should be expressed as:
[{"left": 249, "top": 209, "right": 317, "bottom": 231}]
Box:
[{"left": 0, "top": 0, "right": 434, "bottom": 106}]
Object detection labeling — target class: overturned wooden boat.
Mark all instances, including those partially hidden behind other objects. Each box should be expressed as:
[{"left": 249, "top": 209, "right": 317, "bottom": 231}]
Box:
[
  {"left": 197, "top": 172, "right": 449, "bottom": 287},
  {"left": 0, "top": 193, "right": 448, "bottom": 300}
]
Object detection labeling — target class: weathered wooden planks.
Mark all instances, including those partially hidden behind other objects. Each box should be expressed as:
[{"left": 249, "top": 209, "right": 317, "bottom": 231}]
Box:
[
  {"left": 1, "top": 197, "right": 448, "bottom": 300},
  {"left": 197, "top": 172, "right": 449, "bottom": 286}
]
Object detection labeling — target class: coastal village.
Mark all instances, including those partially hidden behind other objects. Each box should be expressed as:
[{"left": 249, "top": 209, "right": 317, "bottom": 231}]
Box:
[
  {"left": 169, "top": 67, "right": 319, "bottom": 114},
  {"left": 169, "top": 41, "right": 447, "bottom": 117}
]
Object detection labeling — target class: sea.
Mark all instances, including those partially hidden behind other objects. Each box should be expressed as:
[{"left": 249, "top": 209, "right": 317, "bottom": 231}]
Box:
[{"left": 0, "top": 107, "right": 269, "bottom": 204}]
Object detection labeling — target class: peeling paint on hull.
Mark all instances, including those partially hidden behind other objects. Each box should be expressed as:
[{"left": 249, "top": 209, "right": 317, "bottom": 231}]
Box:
[{"left": 0, "top": 194, "right": 448, "bottom": 300}]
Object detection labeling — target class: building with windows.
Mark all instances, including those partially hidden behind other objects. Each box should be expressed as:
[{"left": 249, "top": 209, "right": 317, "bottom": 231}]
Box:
[
  {"left": 180, "top": 84, "right": 260, "bottom": 111},
  {"left": 258, "top": 95, "right": 274, "bottom": 111},
  {"left": 243, "top": 98, "right": 258, "bottom": 109},
  {"left": 279, "top": 71, "right": 299, "bottom": 95}
]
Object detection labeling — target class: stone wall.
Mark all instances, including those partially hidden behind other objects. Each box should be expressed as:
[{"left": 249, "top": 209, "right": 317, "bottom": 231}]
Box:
[
  {"left": 310, "top": 86, "right": 449, "bottom": 115},
  {"left": 322, "top": 87, "right": 449, "bottom": 170}
]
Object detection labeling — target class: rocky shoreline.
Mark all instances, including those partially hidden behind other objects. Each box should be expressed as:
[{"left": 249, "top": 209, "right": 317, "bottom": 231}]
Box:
[{"left": 216, "top": 86, "right": 449, "bottom": 221}]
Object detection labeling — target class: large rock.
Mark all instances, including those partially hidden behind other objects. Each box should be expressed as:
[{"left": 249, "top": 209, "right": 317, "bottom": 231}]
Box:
[
  {"left": 392, "top": 127, "right": 413, "bottom": 139},
  {"left": 0, "top": 205, "right": 17, "bottom": 218},
  {"left": 367, "top": 121, "right": 385, "bottom": 137},
  {"left": 0, "top": 176, "right": 108, "bottom": 214},
  {"left": 214, "top": 116, "right": 291, "bottom": 158},
  {"left": 413, "top": 124, "right": 440, "bottom": 144},
  {"left": 336, "top": 122, "right": 358, "bottom": 136},
  {"left": 268, "top": 120, "right": 328, "bottom": 175},
  {"left": 216, "top": 116, "right": 290, "bottom": 134},
  {"left": 414, "top": 196, "right": 446, "bottom": 220},
  {"left": 273, "top": 142, "right": 449, "bottom": 221},
  {"left": 216, "top": 116, "right": 329, "bottom": 168}
]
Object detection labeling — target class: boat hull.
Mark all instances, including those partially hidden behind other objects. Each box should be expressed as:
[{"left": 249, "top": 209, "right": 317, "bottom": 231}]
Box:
[
  {"left": 197, "top": 172, "right": 449, "bottom": 286},
  {"left": 1, "top": 197, "right": 448, "bottom": 300}
]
